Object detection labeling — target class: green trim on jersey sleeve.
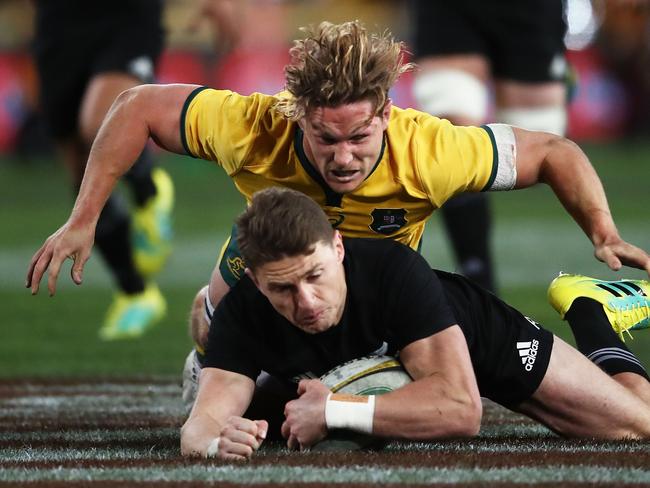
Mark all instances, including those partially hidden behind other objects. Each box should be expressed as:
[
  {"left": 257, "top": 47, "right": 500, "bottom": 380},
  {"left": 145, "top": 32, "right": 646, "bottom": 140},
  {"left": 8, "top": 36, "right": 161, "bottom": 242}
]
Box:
[
  {"left": 180, "top": 86, "right": 210, "bottom": 158},
  {"left": 218, "top": 224, "right": 246, "bottom": 287},
  {"left": 480, "top": 124, "right": 498, "bottom": 192}
]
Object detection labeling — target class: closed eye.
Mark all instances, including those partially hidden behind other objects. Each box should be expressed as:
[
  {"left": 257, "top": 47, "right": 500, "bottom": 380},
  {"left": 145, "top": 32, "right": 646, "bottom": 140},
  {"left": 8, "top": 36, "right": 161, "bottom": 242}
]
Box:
[
  {"left": 307, "top": 273, "right": 322, "bottom": 282},
  {"left": 319, "top": 136, "right": 337, "bottom": 145},
  {"left": 270, "top": 284, "right": 293, "bottom": 293}
]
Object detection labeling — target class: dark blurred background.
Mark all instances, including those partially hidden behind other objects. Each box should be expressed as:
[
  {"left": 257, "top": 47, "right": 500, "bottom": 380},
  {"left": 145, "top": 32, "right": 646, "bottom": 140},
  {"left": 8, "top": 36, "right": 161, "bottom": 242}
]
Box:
[{"left": 0, "top": 0, "right": 648, "bottom": 160}]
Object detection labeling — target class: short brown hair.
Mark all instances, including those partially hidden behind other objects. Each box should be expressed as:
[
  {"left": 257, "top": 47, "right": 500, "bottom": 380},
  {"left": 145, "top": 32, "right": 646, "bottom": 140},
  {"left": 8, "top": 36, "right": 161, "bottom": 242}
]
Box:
[
  {"left": 275, "top": 20, "right": 413, "bottom": 120},
  {"left": 236, "top": 187, "right": 335, "bottom": 270}
]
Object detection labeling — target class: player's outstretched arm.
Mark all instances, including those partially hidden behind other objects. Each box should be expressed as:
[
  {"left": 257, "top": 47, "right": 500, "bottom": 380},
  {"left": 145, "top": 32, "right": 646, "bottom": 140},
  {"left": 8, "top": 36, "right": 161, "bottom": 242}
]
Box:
[
  {"left": 25, "top": 83, "right": 201, "bottom": 295},
  {"left": 512, "top": 127, "right": 650, "bottom": 276},
  {"left": 281, "top": 325, "right": 482, "bottom": 448},
  {"left": 181, "top": 367, "right": 267, "bottom": 460},
  {"left": 372, "top": 325, "right": 482, "bottom": 439}
]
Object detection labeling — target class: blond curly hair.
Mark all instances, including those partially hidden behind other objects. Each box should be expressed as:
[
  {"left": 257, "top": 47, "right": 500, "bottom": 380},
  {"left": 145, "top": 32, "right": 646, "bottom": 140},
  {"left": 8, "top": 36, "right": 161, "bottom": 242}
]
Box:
[{"left": 275, "top": 20, "right": 413, "bottom": 120}]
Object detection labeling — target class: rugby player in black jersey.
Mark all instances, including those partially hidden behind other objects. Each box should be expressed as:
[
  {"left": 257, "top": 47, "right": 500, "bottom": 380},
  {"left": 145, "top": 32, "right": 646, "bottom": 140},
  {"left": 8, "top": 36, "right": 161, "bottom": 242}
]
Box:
[{"left": 180, "top": 187, "right": 650, "bottom": 460}]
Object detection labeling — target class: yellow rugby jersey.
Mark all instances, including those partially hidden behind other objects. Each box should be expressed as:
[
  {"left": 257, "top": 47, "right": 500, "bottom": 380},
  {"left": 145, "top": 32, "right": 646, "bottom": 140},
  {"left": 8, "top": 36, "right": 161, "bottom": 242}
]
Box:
[{"left": 181, "top": 86, "right": 498, "bottom": 251}]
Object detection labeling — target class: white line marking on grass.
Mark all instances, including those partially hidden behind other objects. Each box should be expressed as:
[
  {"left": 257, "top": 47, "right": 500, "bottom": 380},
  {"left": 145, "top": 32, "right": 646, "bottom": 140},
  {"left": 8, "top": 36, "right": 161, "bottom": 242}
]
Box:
[
  {"left": 0, "top": 393, "right": 185, "bottom": 418},
  {"left": 477, "top": 423, "right": 554, "bottom": 437},
  {"left": 1, "top": 442, "right": 647, "bottom": 463},
  {"left": 0, "top": 384, "right": 187, "bottom": 421},
  {"left": 0, "top": 447, "right": 177, "bottom": 463},
  {"left": 386, "top": 441, "right": 650, "bottom": 454},
  {"left": 1, "top": 465, "right": 650, "bottom": 484},
  {"left": 2, "top": 383, "right": 180, "bottom": 395},
  {"left": 0, "top": 428, "right": 178, "bottom": 443}
]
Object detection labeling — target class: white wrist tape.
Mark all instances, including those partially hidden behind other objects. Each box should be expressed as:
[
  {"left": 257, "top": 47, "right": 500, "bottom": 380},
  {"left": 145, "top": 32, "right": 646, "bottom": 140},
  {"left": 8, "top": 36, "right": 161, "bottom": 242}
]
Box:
[
  {"left": 206, "top": 437, "right": 221, "bottom": 458},
  {"left": 325, "top": 393, "right": 375, "bottom": 434}
]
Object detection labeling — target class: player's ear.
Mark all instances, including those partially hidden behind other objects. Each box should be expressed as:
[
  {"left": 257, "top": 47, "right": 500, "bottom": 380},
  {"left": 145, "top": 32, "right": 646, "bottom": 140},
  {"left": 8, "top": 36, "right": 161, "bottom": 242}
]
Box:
[
  {"left": 333, "top": 231, "right": 344, "bottom": 263},
  {"left": 245, "top": 268, "right": 260, "bottom": 288}
]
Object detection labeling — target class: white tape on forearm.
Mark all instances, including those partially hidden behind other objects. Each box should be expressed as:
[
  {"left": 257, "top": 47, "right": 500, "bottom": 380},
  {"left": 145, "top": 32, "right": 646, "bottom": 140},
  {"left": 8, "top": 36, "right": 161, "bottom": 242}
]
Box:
[
  {"left": 206, "top": 437, "right": 221, "bottom": 458},
  {"left": 325, "top": 393, "right": 375, "bottom": 434}
]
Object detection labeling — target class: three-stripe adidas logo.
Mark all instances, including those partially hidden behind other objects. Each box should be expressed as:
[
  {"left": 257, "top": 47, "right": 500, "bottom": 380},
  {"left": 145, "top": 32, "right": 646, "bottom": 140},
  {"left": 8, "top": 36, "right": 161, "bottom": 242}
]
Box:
[
  {"left": 516, "top": 339, "right": 540, "bottom": 372},
  {"left": 596, "top": 281, "right": 647, "bottom": 298}
]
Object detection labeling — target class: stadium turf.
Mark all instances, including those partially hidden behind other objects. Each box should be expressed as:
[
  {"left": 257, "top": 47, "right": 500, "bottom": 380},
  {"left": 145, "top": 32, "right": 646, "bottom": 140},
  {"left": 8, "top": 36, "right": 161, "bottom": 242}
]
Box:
[
  {"left": 1, "top": 379, "right": 649, "bottom": 486},
  {"left": 2, "top": 142, "right": 650, "bottom": 485}
]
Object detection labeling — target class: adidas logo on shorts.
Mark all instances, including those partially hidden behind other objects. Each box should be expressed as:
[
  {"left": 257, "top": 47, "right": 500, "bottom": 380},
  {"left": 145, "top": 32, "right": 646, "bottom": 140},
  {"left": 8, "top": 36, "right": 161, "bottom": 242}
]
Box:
[{"left": 517, "top": 339, "right": 539, "bottom": 372}]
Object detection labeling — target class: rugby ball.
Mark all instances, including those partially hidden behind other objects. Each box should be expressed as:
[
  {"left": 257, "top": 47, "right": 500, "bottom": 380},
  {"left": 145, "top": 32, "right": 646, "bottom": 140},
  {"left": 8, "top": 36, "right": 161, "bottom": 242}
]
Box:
[
  {"left": 313, "top": 355, "right": 412, "bottom": 452},
  {"left": 319, "top": 354, "right": 412, "bottom": 394}
]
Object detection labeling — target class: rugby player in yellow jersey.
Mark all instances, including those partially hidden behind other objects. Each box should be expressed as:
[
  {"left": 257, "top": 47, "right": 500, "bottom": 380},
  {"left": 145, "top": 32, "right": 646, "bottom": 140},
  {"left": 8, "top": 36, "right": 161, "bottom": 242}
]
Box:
[{"left": 27, "top": 21, "right": 650, "bottom": 375}]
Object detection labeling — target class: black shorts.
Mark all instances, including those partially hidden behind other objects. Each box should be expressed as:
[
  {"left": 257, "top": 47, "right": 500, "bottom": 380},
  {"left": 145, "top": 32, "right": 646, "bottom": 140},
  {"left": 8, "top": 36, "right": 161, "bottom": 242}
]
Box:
[
  {"left": 32, "top": 0, "right": 164, "bottom": 139},
  {"left": 437, "top": 271, "right": 554, "bottom": 408},
  {"left": 411, "top": 0, "right": 567, "bottom": 83}
]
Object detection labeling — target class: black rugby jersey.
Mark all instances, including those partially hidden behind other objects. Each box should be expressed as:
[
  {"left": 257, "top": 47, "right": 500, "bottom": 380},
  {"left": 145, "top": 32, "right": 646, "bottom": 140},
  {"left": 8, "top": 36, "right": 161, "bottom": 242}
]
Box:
[{"left": 204, "top": 238, "right": 457, "bottom": 383}]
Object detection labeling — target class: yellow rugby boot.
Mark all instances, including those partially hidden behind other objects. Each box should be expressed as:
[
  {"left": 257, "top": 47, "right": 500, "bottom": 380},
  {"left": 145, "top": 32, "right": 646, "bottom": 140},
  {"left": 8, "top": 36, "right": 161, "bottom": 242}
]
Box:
[
  {"left": 548, "top": 273, "right": 650, "bottom": 339},
  {"left": 133, "top": 167, "right": 174, "bottom": 277},
  {"left": 99, "top": 283, "right": 166, "bottom": 341}
]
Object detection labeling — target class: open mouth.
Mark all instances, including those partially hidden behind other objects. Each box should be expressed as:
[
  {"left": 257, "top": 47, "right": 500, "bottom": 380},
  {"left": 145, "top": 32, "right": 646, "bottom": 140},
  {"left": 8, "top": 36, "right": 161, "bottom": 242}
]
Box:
[{"left": 329, "top": 169, "right": 360, "bottom": 182}]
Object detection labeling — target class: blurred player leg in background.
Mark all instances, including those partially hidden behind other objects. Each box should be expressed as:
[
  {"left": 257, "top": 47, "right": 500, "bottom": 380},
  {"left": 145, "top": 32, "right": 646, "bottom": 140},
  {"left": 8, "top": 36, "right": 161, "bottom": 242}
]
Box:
[
  {"left": 412, "top": 0, "right": 569, "bottom": 293},
  {"left": 32, "top": 0, "right": 172, "bottom": 340}
]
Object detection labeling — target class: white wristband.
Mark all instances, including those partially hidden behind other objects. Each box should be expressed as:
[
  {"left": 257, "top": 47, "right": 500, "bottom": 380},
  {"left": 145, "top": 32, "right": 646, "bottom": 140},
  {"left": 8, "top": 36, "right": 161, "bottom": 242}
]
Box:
[
  {"left": 325, "top": 393, "right": 375, "bottom": 434},
  {"left": 206, "top": 437, "right": 221, "bottom": 458}
]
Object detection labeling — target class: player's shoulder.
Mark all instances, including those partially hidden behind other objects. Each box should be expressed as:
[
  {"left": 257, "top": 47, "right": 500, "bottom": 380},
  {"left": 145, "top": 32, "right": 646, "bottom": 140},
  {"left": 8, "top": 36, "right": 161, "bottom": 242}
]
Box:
[
  {"left": 188, "top": 88, "right": 294, "bottom": 143},
  {"left": 388, "top": 105, "right": 447, "bottom": 132},
  {"left": 390, "top": 105, "right": 490, "bottom": 138},
  {"left": 343, "top": 236, "right": 409, "bottom": 254},
  {"left": 192, "top": 87, "right": 279, "bottom": 111},
  {"left": 343, "top": 237, "right": 425, "bottom": 272},
  {"left": 217, "top": 275, "right": 268, "bottom": 320}
]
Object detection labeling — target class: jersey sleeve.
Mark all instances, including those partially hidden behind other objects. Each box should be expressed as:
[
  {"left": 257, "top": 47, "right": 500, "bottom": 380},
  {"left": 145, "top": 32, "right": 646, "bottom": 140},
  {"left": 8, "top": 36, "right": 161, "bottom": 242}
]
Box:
[
  {"left": 203, "top": 295, "right": 262, "bottom": 381},
  {"left": 410, "top": 114, "right": 508, "bottom": 206},
  {"left": 381, "top": 244, "right": 457, "bottom": 350},
  {"left": 180, "top": 87, "right": 282, "bottom": 176}
]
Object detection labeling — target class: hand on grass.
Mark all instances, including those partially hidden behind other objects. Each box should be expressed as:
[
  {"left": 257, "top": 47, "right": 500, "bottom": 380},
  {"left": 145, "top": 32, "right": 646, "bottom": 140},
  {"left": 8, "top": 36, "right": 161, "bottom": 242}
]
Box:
[
  {"left": 208, "top": 416, "right": 268, "bottom": 461},
  {"left": 281, "top": 380, "right": 330, "bottom": 450}
]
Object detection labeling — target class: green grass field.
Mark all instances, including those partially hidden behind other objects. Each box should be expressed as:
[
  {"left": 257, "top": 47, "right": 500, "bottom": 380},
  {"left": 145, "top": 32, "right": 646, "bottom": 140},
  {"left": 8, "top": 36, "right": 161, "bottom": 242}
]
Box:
[
  {"left": 2, "top": 142, "right": 650, "bottom": 487},
  {"left": 1, "top": 141, "right": 650, "bottom": 378},
  {"left": 2, "top": 381, "right": 647, "bottom": 486}
]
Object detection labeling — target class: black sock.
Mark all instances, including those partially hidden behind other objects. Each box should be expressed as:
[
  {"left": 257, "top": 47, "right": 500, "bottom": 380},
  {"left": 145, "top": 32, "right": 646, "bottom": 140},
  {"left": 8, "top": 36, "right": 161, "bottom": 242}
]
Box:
[
  {"left": 124, "top": 148, "right": 157, "bottom": 206},
  {"left": 95, "top": 195, "right": 145, "bottom": 295},
  {"left": 441, "top": 192, "right": 495, "bottom": 293},
  {"left": 565, "top": 297, "right": 649, "bottom": 380}
]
